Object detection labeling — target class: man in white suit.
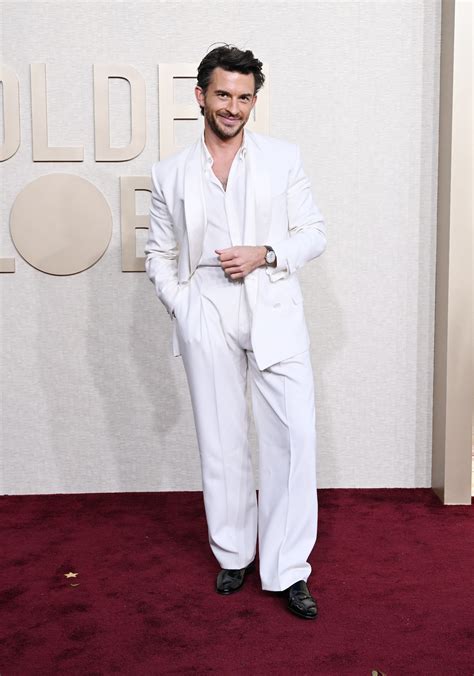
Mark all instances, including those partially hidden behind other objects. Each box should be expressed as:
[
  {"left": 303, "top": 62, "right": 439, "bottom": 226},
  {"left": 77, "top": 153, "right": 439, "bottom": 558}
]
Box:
[{"left": 145, "top": 46, "right": 326, "bottom": 619}]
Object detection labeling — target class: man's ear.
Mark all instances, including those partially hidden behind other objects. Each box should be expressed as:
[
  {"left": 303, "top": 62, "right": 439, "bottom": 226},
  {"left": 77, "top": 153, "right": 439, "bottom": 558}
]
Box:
[{"left": 195, "top": 86, "right": 205, "bottom": 109}]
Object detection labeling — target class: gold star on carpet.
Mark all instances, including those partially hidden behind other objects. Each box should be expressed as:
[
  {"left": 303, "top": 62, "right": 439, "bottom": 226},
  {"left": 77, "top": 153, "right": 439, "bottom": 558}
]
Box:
[{"left": 64, "top": 572, "right": 78, "bottom": 578}]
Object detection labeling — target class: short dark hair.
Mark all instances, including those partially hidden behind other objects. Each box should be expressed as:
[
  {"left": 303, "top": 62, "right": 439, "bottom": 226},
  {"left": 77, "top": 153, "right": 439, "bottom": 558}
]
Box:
[{"left": 197, "top": 44, "right": 265, "bottom": 103}]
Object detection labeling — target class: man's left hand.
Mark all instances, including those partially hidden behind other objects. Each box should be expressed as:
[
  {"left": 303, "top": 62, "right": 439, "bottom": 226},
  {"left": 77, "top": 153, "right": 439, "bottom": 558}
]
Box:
[{"left": 216, "top": 246, "right": 267, "bottom": 279}]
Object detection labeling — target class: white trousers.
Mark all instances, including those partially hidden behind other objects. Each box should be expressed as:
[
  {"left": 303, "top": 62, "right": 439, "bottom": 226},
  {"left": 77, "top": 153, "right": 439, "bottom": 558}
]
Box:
[{"left": 174, "top": 266, "right": 318, "bottom": 591}]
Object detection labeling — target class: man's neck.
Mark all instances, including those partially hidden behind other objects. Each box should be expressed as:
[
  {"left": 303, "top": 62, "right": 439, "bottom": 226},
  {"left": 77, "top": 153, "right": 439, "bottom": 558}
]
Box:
[{"left": 203, "top": 125, "right": 244, "bottom": 161}]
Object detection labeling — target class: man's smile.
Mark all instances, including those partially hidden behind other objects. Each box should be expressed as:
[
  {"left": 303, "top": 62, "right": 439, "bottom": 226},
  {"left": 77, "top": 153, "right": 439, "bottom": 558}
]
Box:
[{"left": 217, "top": 113, "right": 242, "bottom": 126}]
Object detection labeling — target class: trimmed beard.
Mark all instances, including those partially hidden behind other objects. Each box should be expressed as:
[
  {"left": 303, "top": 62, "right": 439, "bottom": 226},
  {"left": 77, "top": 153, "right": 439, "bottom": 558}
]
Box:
[{"left": 205, "top": 109, "right": 246, "bottom": 140}]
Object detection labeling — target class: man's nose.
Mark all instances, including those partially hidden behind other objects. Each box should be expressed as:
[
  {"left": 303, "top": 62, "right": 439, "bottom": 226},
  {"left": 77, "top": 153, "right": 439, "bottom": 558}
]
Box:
[{"left": 227, "top": 97, "right": 240, "bottom": 115}]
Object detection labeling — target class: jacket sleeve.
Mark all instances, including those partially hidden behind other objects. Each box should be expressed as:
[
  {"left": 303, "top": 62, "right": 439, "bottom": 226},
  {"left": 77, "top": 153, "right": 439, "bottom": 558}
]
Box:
[
  {"left": 145, "top": 163, "right": 180, "bottom": 317},
  {"left": 267, "top": 145, "right": 326, "bottom": 282}
]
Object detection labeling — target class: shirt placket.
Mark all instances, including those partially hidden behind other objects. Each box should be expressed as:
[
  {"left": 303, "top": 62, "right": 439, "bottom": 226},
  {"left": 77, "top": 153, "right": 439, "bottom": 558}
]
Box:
[{"left": 225, "top": 154, "right": 243, "bottom": 246}]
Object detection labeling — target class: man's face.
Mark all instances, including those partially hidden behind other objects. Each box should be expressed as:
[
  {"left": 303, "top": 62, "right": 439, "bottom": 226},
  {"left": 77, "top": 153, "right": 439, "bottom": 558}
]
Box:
[{"left": 195, "top": 67, "right": 257, "bottom": 141}]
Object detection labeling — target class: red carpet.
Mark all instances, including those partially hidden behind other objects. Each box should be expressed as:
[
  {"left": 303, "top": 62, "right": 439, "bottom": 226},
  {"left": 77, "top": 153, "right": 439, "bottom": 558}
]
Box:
[{"left": 1, "top": 489, "right": 472, "bottom": 675}]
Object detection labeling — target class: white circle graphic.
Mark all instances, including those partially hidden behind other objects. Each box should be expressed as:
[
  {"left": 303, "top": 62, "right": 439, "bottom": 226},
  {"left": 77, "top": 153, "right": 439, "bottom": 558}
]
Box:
[{"left": 10, "top": 173, "right": 113, "bottom": 275}]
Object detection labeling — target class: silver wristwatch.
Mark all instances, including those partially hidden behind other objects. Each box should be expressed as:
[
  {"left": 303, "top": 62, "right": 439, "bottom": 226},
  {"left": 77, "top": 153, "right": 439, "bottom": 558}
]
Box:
[{"left": 264, "top": 245, "right": 276, "bottom": 266}]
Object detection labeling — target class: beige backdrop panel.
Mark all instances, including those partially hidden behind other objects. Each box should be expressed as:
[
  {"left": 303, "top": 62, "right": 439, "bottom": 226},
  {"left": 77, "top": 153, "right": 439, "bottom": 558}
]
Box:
[{"left": 0, "top": 1, "right": 440, "bottom": 494}]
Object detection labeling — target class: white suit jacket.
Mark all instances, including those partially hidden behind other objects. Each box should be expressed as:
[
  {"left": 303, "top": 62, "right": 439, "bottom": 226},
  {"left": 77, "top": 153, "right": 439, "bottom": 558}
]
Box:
[{"left": 145, "top": 130, "right": 326, "bottom": 370}]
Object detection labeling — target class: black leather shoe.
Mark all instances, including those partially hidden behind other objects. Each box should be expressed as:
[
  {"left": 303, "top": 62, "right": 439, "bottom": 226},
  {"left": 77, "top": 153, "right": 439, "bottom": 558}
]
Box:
[
  {"left": 216, "top": 562, "right": 254, "bottom": 595},
  {"left": 287, "top": 580, "right": 318, "bottom": 619}
]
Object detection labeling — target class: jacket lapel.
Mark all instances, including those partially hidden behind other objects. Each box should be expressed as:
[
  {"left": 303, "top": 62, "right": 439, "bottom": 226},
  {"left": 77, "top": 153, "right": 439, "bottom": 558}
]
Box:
[
  {"left": 244, "top": 132, "right": 272, "bottom": 247},
  {"left": 184, "top": 139, "right": 206, "bottom": 274},
  {"left": 243, "top": 132, "right": 272, "bottom": 312}
]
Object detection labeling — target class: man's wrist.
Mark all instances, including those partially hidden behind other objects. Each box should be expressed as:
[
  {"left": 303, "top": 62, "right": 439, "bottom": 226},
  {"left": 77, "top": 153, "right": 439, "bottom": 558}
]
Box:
[{"left": 263, "top": 245, "right": 277, "bottom": 267}]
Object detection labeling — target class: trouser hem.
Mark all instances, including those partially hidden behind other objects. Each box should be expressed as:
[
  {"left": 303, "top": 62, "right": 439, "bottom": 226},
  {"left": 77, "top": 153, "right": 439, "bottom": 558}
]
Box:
[{"left": 261, "top": 571, "right": 311, "bottom": 592}]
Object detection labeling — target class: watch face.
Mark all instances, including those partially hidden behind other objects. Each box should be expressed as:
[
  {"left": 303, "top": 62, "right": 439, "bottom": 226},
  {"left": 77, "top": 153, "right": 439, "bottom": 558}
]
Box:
[{"left": 266, "top": 250, "right": 276, "bottom": 264}]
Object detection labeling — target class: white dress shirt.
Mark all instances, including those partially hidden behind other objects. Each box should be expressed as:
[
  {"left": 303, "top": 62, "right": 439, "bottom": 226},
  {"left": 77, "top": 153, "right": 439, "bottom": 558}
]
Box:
[{"left": 198, "top": 134, "right": 247, "bottom": 267}]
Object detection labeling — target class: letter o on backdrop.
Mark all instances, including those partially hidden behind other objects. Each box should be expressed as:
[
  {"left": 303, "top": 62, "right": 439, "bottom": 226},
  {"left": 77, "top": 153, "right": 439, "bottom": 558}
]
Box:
[{"left": 10, "top": 174, "right": 113, "bottom": 275}]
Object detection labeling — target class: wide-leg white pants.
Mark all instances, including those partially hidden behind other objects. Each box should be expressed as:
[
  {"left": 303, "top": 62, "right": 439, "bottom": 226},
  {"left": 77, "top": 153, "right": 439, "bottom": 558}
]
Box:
[{"left": 174, "top": 266, "right": 318, "bottom": 591}]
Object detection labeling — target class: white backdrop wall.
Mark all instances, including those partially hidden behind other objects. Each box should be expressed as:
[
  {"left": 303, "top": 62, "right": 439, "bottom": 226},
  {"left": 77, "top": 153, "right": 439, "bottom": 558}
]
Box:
[{"left": 0, "top": 1, "right": 440, "bottom": 494}]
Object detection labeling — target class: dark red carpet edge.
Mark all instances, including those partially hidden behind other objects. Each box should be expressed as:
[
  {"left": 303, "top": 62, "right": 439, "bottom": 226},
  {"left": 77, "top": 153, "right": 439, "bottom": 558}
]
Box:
[{"left": 0, "top": 489, "right": 472, "bottom": 676}]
